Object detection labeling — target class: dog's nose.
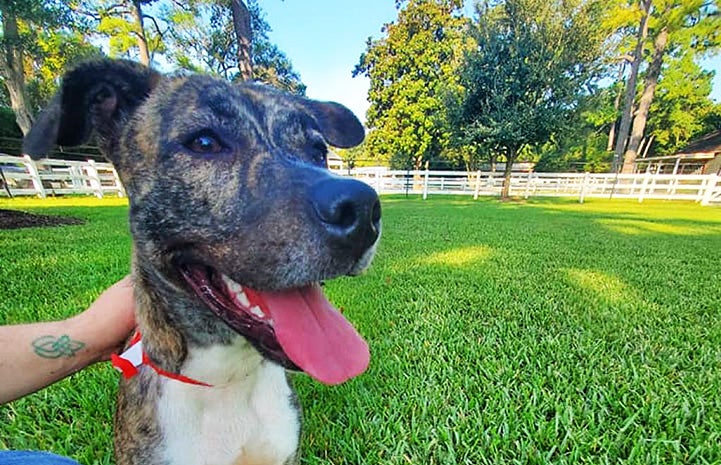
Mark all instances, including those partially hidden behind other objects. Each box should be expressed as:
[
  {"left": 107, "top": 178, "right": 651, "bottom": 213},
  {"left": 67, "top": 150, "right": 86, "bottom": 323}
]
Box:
[{"left": 311, "top": 177, "right": 381, "bottom": 253}]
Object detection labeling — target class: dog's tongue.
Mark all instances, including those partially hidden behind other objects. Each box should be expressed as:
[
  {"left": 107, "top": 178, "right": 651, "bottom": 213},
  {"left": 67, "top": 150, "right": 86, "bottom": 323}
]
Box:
[{"left": 259, "top": 284, "right": 369, "bottom": 385}]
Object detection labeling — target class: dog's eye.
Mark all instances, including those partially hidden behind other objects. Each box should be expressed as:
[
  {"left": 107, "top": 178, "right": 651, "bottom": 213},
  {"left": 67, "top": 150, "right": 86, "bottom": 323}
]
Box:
[
  {"left": 310, "top": 139, "right": 327, "bottom": 166},
  {"left": 185, "top": 132, "right": 226, "bottom": 154}
]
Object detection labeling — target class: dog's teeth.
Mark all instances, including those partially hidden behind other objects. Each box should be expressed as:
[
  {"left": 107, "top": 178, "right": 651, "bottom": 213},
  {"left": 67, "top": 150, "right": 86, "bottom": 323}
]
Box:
[
  {"left": 228, "top": 281, "right": 243, "bottom": 294},
  {"left": 221, "top": 274, "right": 246, "bottom": 297},
  {"left": 250, "top": 305, "right": 266, "bottom": 319},
  {"left": 221, "top": 274, "right": 239, "bottom": 290},
  {"left": 236, "top": 290, "right": 250, "bottom": 307}
]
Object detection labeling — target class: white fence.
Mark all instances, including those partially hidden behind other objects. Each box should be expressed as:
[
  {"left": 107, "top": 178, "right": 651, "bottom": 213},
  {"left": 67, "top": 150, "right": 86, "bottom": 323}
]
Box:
[
  {"left": 1, "top": 155, "right": 719, "bottom": 206},
  {"left": 0, "top": 154, "right": 124, "bottom": 198},
  {"left": 342, "top": 168, "right": 721, "bottom": 206}
]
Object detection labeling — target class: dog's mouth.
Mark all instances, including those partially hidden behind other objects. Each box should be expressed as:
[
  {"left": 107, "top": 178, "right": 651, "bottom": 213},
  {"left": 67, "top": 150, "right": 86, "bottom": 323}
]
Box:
[{"left": 178, "top": 265, "right": 370, "bottom": 385}]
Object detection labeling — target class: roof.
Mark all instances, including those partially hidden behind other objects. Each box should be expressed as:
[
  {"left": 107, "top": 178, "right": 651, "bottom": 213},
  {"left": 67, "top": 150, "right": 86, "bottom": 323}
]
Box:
[
  {"left": 676, "top": 129, "right": 721, "bottom": 155},
  {"left": 639, "top": 153, "right": 715, "bottom": 162}
]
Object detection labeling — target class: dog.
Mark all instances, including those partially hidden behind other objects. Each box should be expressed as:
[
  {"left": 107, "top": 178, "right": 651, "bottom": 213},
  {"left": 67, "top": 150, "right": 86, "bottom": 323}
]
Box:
[{"left": 23, "top": 59, "right": 381, "bottom": 465}]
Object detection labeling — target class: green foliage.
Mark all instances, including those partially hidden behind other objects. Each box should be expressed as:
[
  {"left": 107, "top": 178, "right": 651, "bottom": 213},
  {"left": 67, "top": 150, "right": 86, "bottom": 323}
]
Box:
[
  {"left": 0, "top": 106, "right": 22, "bottom": 137},
  {"left": 647, "top": 55, "right": 717, "bottom": 154},
  {"left": 90, "top": 0, "right": 165, "bottom": 61},
  {"left": 451, "top": 0, "right": 607, "bottom": 177},
  {"left": 0, "top": 1, "right": 77, "bottom": 32},
  {"left": 2, "top": 196, "right": 721, "bottom": 463},
  {"left": 608, "top": 0, "right": 720, "bottom": 168},
  {"left": 164, "top": 0, "right": 306, "bottom": 94},
  {"left": 701, "top": 102, "right": 721, "bottom": 131},
  {"left": 0, "top": 0, "right": 98, "bottom": 130},
  {"left": 334, "top": 142, "right": 366, "bottom": 170},
  {"left": 654, "top": 0, "right": 721, "bottom": 55},
  {"left": 25, "top": 29, "right": 103, "bottom": 110},
  {"left": 535, "top": 133, "right": 611, "bottom": 172},
  {"left": 354, "top": 0, "right": 470, "bottom": 169},
  {"left": 535, "top": 89, "right": 616, "bottom": 172}
]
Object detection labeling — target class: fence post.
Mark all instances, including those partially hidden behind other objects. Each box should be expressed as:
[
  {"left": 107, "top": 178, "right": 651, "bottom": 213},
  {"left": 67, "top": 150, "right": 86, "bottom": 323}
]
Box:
[
  {"left": 70, "top": 165, "right": 84, "bottom": 190},
  {"left": 695, "top": 177, "right": 707, "bottom": 202},
  {"left": 523, "top": 171, "right": 533, "bottom": 199},
  {"left": 86, "top": 159, "right": 104, "bottom": 198},
  {"left": 701, "top": 174, "right": 718, "bottom": 206},
  {"left": 112, "top": 167, "right": 125, "bottom": 197},
  {"left": 638, "top": 171, "right": 651, "bottom": 203},
  {"left": 473, "top": 170, "right": 481, "bottom": 200},
  {"left": 579, "top": 172, "right": 590, "bottom": 204},
  {"left": 422, "top": 166, "right": 430, "bottom": 200},
  {"left": 23, "top": 155, "right": 46, "bottom": 198}
]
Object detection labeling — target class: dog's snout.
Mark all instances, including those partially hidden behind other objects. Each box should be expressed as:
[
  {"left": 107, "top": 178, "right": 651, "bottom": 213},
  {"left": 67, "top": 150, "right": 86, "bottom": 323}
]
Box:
[{"left": 311, "top": 178, "right": 381, "bottom": 252}]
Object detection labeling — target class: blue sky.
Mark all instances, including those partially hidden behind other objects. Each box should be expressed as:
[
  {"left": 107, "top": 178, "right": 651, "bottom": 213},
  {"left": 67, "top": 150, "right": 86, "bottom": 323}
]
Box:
[
  {"left": 262, "top": 0, "right": 720, "bottom": 123},
  {"left": 262, "top": 0, "right": 398, "bottom": 120}
]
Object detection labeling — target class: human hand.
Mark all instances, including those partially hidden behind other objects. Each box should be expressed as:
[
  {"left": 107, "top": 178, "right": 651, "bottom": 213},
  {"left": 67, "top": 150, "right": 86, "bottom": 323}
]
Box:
[{"left": 71, "top": 276, "right": 137, "bottom": 363}]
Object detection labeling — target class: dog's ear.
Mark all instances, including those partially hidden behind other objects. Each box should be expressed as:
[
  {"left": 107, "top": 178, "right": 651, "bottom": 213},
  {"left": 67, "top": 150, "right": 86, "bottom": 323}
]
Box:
[
  {"left": 299, "top": 99, "right": 365, "bottom": 149},
  {"left": 23, "top": 59, "right": 161, "bottom": 160}
]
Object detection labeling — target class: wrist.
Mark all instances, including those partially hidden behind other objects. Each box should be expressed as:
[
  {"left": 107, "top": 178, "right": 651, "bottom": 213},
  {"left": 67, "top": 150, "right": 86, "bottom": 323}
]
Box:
[{"left": 63, "top": 314, "right": 108, "bottom": 367}]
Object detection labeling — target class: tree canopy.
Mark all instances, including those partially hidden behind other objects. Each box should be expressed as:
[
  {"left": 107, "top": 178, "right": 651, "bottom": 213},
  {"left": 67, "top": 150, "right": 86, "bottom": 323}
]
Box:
[
  {"left": 354, "top": 0, "right": 470, "bottom": 170},
  {"left": 0, "top": 1, "right": 98, "bottom": 134},
  {"left": 0, "top": 0, "right": 719, "bottom": 176},
  {"left": 449, "top": 0, "right": 608, "bottom": 197},
  {"left": 352, "top": 0, "right": 719, "bottom": 180},
  {"left": 165, "top": 0, "right": 305, "bottom": 93},
  {"left": 0, "top": 0, "right": 305, "bottom": 136}
]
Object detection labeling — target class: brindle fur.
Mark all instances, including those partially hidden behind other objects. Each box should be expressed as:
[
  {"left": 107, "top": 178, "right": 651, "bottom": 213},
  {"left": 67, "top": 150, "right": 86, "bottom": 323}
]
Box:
[{"left": 24, "top": 59, "right": 378, "bottom": 465}]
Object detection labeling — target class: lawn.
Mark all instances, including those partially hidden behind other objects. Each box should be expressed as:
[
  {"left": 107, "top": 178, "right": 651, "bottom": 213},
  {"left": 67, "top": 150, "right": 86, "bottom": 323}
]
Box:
[{"left": 1, "top": 195, "right": 720, "bottom": 464}]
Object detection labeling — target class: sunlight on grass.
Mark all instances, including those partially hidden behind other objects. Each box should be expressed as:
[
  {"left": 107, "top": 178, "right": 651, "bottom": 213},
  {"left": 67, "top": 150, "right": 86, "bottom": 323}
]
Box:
[
  {"left": 0, "top": 196, "right": 128, "bottom": 209},
  {"left": 595, "top": 218, "right": 721, "bottom": 236},
  {"left": 2, "top": 196, "right": 721, "bottom": 464},
  {"left": 418, "top": 245, "right": 493, "bottom": 267},
  {"left": 564, "top": 268, "right": 638, "bottom": 306}
]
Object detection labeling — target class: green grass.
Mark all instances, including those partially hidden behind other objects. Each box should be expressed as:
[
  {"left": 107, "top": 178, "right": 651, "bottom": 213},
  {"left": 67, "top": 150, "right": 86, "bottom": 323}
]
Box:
[{"left": 1, "top": 195, "right": 720, "bottom": 464}]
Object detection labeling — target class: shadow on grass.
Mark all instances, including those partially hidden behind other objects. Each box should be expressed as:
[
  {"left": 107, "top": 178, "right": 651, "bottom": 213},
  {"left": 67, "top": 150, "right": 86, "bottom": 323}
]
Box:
[{"left": 2, "top": 195, "right": 721, "bottom": 464}]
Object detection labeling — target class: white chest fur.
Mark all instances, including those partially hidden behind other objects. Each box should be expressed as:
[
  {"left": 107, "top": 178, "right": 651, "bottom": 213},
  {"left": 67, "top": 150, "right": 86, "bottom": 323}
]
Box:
[{"left": 156, "top": 337, "right": 300, "bottom": 465}]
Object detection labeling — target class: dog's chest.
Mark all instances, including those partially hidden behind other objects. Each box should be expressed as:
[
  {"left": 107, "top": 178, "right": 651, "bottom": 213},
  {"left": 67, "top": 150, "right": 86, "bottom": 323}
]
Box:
[{"left": 156, "top": 341, "right": 300, "bottom": 465}]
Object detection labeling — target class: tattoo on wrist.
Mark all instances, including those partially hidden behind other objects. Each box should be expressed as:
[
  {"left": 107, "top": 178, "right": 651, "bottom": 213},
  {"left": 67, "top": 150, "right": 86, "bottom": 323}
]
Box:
[{"left": 32, "top": 335, "right": 86, "bottom": 359}]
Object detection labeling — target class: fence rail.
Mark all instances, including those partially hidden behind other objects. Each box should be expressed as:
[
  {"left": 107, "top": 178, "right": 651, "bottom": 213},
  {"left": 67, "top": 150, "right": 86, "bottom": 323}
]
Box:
[
  {"left": 0, "top": 154, "right": 124, "bottom": 198},
  {"left": 340, "top": 168, "right": 721, "bottom": 206},
  {"left": 1, "top": 155, "right": 718, "bottom": 206}
]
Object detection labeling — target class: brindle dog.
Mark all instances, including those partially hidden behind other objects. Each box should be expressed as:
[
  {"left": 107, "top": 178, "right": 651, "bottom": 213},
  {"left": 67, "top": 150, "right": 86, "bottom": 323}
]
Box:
[{"left": 24, "top": 59, "right": 381, "bottom": 465}]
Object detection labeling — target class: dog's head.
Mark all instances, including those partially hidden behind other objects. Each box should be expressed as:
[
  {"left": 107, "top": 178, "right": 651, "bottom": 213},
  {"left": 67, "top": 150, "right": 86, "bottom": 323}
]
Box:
[{"left": 24, "top": 59, "right": 381, "bottom": 385}]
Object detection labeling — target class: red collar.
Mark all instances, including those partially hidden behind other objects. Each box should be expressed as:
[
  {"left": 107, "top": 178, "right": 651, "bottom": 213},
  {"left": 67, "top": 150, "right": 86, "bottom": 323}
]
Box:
[{"left": 111, "top": 331, "right": 213, "bottom": 388}]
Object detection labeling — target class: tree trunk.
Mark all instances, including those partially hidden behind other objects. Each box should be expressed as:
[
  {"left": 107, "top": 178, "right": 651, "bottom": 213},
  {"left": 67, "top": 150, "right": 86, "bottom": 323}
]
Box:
[
  {"left": 621, "top": 27, "right": 669, "bottom": 174},
  {"left": 231, "top": 0, "right": 253, "bottom": 81},
  {"left": 642, "top": 134, "right": 654, "bottom": 158},
  {"left": 500, "top": 147, "right": 517, "bottom": 199},
  {"left": 0, "top": 7, "right": 34, "bottom": 135},
  {"left": 607, "top": 61, "right": 626, "bottom": 152},
  {"left": 131, "top": 0, "right": 150, "bottom": 66},
  {"left": 612, "top": 0, "right": 651, "bottom": 173}
]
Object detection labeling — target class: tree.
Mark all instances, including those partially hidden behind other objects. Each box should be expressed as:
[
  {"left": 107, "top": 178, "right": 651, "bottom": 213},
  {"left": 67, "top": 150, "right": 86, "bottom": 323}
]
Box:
[
  {"left": 335, "top": 142, "right": 365, "bottom": 171},
  {"left": 0, "top": 1, "right": 81, "bottom": 135},
  {"left": 536, "top": 89, "right": 617, "bottom": 172},
  {"left": 86, "top": 0, "right": 164, "bottom": 66},
  {"left": 230, "top": 0, "right": 252, "bottom": 81},
  {"left": 25, "top": 29, "right": 102, "bottom": 111},
  {"left": 619, "top": 0, "right": 720, "bottom": 172},
  {"left": 611, "top": 0, "right": 652, "bottom": 172},
  {"left": 166, "top": 0, "right": 305, "bottom": 93},
  {"left": 645, "top": 55, "right": 717, "bottom": 154},
  {"left": 354, "top": 0, "right": 469, "bottom": 170},
  {"left": 453, "top": 0, "right": 607, "bottom": 198}
]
